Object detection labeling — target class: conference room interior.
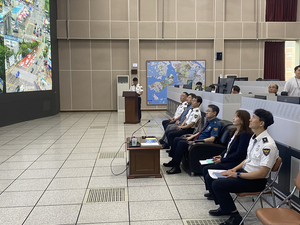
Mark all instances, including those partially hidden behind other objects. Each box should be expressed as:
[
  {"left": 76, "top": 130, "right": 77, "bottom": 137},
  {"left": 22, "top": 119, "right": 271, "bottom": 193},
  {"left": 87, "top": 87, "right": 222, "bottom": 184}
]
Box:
[{"left": 1, "top": 0, "right": 300, "bottom": 224}]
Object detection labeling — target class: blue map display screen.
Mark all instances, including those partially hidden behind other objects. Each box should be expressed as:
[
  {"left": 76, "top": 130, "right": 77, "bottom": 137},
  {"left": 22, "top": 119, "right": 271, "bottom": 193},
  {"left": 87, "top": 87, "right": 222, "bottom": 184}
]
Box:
[{"left": 146, "top": 60, "right": 205, "bottom": 105}]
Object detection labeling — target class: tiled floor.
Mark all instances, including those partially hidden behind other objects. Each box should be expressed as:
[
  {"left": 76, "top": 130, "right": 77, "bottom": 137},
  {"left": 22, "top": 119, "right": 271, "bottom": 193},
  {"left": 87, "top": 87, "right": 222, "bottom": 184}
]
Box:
[{"left": 0, "top": 111, "right": 274, "bottom": 224}]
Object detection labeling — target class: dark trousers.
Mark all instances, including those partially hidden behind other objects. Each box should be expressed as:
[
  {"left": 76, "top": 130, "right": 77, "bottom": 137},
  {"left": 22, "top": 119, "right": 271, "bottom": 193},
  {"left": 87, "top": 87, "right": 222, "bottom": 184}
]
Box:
[
  {"left": 208, "top": 175, "right": 267, "bottom": 214},
  {"left": 203, "top": 163, "right": 232, "bottom": 190},
  {"left": 138, "top": 97, "right": 141, "bottom": 121},
  {"left": 169, "top": 137, "right": 189, "bottom": 163},
  {"left": 162, "top": 120, "right": 175, "bottom": 131},
  {"left": 167, "top": 127, "right": 194, "bottom": 147}
]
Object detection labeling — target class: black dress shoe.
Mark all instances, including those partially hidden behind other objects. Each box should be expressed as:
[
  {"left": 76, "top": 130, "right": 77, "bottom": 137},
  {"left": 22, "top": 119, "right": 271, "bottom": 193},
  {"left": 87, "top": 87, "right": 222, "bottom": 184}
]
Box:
[
  {"left": 159, "top": 139, "right": 165, "bottom": 144},
  {"left": 163, "top": 161, "right": 175, "bottom": 167},
  {"left": 204, "top": 192, "right": 214, "bottom": 200},
  {"left": 219, "top": 214, "right": 243, "bottom": 225},
  {"left": 166, "top": 166, "right": 181, "bottom": 174},
  {"left": 162, "top": 144, "right": 170, "bottom": 149},
  {"left": 209, "top": 208, "right": 231, "bottom": 216},
  {"left": 204, "top": 192, "right": 211, "bottom": 197}
]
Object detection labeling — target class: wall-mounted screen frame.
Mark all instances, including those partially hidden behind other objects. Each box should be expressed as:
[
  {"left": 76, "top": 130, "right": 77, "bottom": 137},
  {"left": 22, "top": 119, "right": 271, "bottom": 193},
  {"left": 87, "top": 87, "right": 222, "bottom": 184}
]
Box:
[
  {"left": 0, "top": 0, "right": 52, "bottom": 94},
  {"left": 146, "top": 60, "right": 206, "bottom": 105}
]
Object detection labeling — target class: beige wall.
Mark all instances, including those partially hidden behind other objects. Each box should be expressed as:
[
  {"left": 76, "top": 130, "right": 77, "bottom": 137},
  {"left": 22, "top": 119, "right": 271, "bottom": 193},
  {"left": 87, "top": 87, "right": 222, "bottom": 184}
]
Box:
[{"left": 57, "top": 0, "right": 300, "bottom": 111}]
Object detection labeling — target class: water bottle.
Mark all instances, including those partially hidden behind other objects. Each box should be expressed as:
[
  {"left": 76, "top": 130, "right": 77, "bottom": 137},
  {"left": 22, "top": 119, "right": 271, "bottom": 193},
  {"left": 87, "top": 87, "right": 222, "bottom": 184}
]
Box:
[{"left": 132, "top": 136, "right": 137, "bottom": 146}]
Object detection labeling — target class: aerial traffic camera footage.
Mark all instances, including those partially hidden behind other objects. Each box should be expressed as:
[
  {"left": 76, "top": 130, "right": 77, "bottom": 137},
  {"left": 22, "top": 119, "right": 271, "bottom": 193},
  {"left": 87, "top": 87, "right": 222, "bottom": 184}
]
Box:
[{"left": 0, "top": 0, "right": 51, "bottom": 94}]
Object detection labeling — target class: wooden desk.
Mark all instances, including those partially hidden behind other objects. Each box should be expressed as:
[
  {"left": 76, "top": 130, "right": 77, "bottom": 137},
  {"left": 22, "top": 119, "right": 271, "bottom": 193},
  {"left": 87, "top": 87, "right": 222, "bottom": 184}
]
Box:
[{"left": 126, "top": 137, "right": 162, "bottom": 179}]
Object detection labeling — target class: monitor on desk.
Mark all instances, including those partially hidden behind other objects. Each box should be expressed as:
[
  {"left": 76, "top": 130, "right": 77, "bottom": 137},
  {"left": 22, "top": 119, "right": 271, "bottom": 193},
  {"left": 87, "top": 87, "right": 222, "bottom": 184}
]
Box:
[
  {"left": 174, "top": 85, "right": 180, "bottom": 88},
  {"left": 277, "top": 96, "right": 300, "bottom": 104},
  {"left": 234, "top": 77, "right": 248, "bottom": 81},
  {"left": 183, "top": 84, "right": 192, "bottom": 89},
  {"left": 215, "top": 78, "right": 235, "bottom": 94},
  {"left": 254, "top": 95, "right": 267, "bottom": 100},
  {"left": 205, "top": 87, "right": 212, "bottom": 92}
]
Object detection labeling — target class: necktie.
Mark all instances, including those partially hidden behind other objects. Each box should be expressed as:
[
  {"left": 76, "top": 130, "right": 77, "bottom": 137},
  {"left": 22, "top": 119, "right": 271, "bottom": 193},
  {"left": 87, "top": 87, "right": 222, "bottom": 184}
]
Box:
[{"left": 193, "top": 121, "right": 209, "bottom": 141}]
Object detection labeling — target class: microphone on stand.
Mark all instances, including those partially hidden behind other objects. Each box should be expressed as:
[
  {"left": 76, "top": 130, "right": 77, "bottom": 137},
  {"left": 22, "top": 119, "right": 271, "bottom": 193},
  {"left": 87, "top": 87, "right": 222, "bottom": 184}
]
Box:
[{"left": 130, "top": 120, "right": 151, "bottom": 147}]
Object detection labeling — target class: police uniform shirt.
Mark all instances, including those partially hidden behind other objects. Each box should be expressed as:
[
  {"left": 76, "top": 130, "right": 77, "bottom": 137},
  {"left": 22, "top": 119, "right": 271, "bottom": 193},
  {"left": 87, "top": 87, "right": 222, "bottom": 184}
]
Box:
[
  {"left": 174, "top": 101, "right": 188, "bottom": 119},
  {"left": 197, "top": 118, "right": 221, "bottom": 140},
  {"left": 130, "top": 83, "right": 143, "bottom": 95},
  {"left": 243, "top": 130, "right": 279, "bottom": 178},
  {"left": 184, "top": 108, "right": 201, "bottom": 128}
]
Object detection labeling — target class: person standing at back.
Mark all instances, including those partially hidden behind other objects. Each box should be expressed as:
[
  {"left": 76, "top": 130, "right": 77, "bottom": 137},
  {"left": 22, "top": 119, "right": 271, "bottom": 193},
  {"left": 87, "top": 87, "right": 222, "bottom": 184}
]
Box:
[
  {"left": 130, "top": 77, "right": 143, "bottom": 122},
  {"left": 283, "top": 65, "right": 300, "bottom": 96}
]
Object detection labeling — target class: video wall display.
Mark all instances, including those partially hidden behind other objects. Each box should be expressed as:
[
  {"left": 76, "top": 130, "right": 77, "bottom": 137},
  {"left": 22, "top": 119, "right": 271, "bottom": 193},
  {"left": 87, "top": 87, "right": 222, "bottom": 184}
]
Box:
[{"left": 0, "top": 0, "right": 51, "bottom": 94}]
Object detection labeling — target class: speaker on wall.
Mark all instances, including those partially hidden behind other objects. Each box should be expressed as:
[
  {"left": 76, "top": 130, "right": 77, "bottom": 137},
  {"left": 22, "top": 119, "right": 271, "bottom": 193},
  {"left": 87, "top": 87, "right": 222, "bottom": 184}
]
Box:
[{"left": 216, "top": 52, "right": 222, "bottom": 60}]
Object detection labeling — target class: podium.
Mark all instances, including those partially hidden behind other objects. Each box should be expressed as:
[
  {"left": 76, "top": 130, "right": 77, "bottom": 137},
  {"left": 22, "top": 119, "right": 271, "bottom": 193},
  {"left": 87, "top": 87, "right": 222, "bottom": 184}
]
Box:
[
  {"left": 122, "top": 91, "right": 139, "bottom": 124},
  {"left": 126, "top": 137, "right": 162, "bottom": 179}
]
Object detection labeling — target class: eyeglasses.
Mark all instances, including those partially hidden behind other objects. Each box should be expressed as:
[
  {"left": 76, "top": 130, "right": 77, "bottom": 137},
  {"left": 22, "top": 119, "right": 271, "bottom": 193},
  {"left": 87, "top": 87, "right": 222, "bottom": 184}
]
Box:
[
  {"left": 206, "top": 110, "right": 212, "bottom": 113},
  {"left": 268, "top": 86, "right": 277, "bottom": 89}
]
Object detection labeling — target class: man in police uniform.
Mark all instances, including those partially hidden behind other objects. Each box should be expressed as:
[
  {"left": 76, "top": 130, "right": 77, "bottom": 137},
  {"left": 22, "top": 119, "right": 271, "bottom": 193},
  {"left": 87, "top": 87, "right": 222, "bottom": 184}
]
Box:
[
  {"left": 161, "top": 92, "right": 188, "bottom": 131},
  {"left": 129, "top": 77, "right": 143, "bottom": 122},
  {"left": 160, "top": 93, "right": 195, "bottom": 148},
  {"left": 165, "top": 96, "right": 202, "bottom": 147},
  {"left": 163, "top": 104, "right": 221, "bottom": 174},
  {"left": 207, "top": 109, "right": 279, "bottom": 225}
]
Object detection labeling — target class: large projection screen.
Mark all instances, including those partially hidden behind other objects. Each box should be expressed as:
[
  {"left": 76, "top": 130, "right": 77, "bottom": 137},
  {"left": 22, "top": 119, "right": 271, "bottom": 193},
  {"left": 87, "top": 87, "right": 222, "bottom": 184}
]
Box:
[
  {"left": 0, "top": 0, "right": 59, "bottom": 127},
  {"left": 146, "top": 60, "right": 206, "bottom": 105},
  {"left": 0, "top": 0, "right": 52, "bottom": 93}
]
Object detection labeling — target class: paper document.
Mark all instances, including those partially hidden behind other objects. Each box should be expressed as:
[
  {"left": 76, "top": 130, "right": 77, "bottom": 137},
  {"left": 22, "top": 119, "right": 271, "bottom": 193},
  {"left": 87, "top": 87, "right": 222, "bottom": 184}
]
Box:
[
  {"left": 141, "top": 143, "right": 159, "bottom": 146},
  {"left": 141, "top": 138, "right": 159, "bottom": 146},
  {"left": 208, "top": 169, "right": 226, "bottom": 179},
  {"left": 199, "top": 159, "right": 214, "bottom": 165}
]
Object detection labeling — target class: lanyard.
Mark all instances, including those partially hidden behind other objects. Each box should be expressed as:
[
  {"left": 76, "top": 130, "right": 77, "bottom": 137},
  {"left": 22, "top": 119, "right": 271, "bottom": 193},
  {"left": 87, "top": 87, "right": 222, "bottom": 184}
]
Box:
[
  {"left": 224, "top": 131, "right": 237, "bottom": 158},
  {"left": 296, "top": 77, "right": 300, "bottom": 90}
]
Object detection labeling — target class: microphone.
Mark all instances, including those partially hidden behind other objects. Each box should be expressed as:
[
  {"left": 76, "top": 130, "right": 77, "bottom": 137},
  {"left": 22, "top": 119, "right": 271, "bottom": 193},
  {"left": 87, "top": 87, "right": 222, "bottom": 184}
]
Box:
[{"left": 131, "top": 120, "right": 151, "bottom": 138}]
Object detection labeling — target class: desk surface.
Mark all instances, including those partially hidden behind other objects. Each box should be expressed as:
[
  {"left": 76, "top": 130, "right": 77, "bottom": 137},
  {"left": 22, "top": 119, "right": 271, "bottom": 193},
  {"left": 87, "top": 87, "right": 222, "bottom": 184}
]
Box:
[{"left": 126, "top": 137, "right": 162, "bottom": 150}]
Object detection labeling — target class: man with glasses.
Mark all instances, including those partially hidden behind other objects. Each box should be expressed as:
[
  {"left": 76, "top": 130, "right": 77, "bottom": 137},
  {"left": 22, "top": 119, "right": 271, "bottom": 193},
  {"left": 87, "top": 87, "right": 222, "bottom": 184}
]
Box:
[
  {"left": 163, "top": 104, "right": 221, "bottom": 174},
  {"left": 268, "top": 84, "right": 278, "bottom": 95}
]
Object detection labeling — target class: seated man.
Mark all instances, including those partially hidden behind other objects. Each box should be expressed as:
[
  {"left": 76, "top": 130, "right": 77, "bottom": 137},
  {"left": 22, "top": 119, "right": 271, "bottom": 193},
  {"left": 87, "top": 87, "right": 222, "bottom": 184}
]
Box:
[
  {"left": 161, "top": 92, "right": 188, "bottom": 131},
  {"left": 195, "top": 82, "right": 203, "bottom": 91},
  {"left": 163, "top": 104, "right": 221, "bottom": 174},
  {"left": 207, "top": 109, "right": 279, "bottom": 225},
  {"left": 231, "top": 85, "right": 241, "bottom": 94},
  {"left": 165, "top": 96, "right": 203, "bottom": 149},
  {"left": 209, "top": 84, "right": 216, "bottom": 93},
  {"left": 160, "top": 93, "right": 195, "bottom": 148},
  {"left": 268, "top": 84, "right": 278, "bottom": 96}
]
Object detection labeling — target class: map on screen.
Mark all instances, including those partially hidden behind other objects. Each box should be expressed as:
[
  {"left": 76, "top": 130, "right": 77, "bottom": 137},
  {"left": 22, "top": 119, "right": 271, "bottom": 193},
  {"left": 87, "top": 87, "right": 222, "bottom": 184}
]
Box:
[
  {"left": 146, "top": 60, "right": 205, "bottom": 105},
  {"left": 0, "top": 0, "right": 51, "bottom": 94}
]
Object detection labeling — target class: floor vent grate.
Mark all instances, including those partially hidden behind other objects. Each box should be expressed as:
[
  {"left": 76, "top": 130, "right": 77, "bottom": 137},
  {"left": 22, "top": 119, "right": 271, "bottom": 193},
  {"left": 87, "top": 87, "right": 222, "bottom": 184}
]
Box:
[
  {"left": 89, "top": 126, "right": 106, "bottom": 129},
  {"left": 83, "top": 187, "right": 128, "bottom": 203},
  {"left": 183, "top": 219, "right": 227, "bottom": 225},
  {"left": 98, "top": 152, "right": 126, "bottom": 159}
]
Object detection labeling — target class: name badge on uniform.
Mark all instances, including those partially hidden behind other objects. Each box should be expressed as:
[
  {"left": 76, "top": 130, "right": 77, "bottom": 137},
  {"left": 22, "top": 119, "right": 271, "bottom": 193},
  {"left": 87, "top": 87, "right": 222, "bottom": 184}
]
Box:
[{"left": 214, "top": 128, "right": 218, "bottom": 131}]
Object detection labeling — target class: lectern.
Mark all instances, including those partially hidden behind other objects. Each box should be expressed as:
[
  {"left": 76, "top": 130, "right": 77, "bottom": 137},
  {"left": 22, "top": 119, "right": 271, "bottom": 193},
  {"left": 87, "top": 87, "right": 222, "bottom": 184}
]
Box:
[{"left": 122, "top": 91, "right": 139, "bottom": 124}]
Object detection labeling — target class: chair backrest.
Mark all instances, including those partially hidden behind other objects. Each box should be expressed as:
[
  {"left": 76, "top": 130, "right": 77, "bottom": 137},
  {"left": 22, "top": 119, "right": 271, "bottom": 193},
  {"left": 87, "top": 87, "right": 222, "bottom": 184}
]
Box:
[
  {"left": 271, "top": 157, "right": 282, "bottom": 172},
  {"left": 215, "top": 120, "right": 236, "bottom": 145}
]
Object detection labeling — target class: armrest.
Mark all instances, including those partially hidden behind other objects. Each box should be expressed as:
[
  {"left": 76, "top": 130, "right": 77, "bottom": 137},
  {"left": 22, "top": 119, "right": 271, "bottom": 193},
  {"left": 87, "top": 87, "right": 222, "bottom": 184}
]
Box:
[
  {"left": 181, "top": 134, "right": 192, "bottom": 138},
  {"left": 188, "top": 142, "right": 226, "bottom": 160}
]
